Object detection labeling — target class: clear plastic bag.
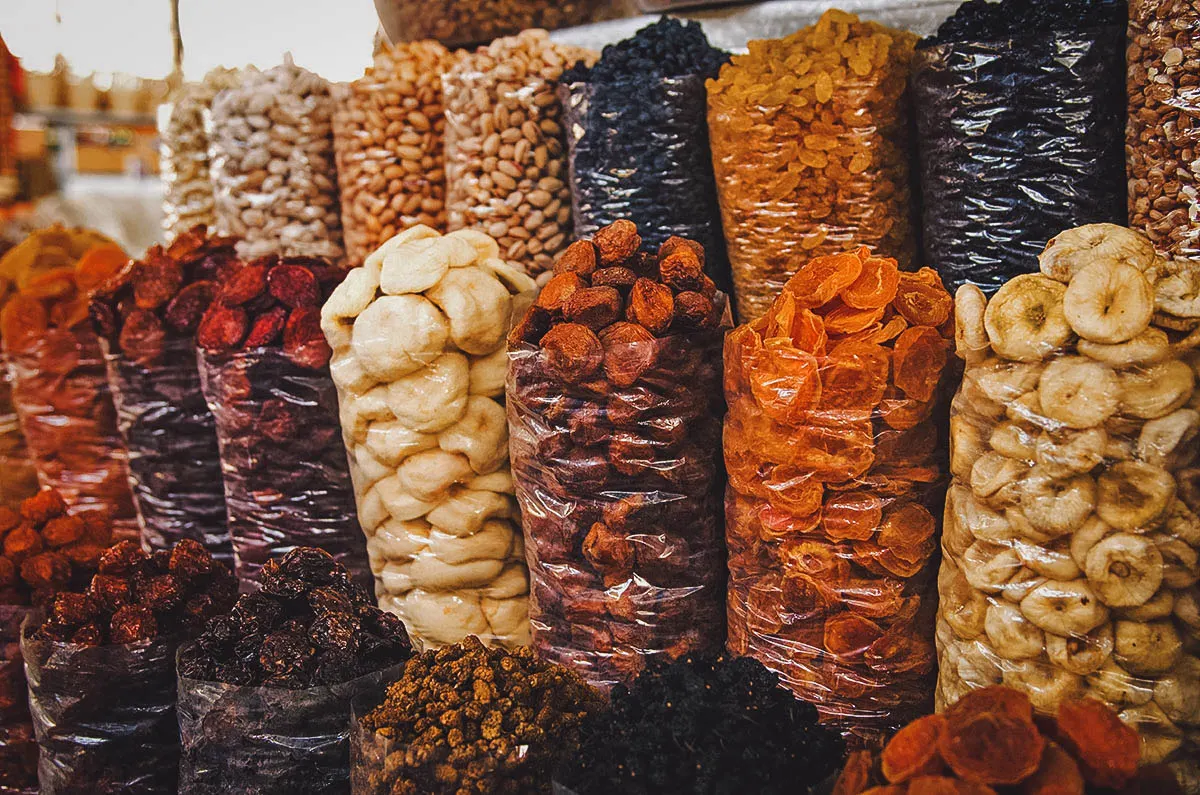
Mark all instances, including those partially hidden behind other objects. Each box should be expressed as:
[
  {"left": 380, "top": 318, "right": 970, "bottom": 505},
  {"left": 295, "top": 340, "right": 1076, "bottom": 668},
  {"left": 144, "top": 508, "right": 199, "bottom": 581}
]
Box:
[
  {"left": 911, "top": 27, "right": 1128, "bottom": 295},
  {"left": 562, "top": 76, "right": 733, "bottom": 299},
  {"left": 199, "top": 347, "right": 367, "bottom": 591},
  {"left": 723, "top": 248, "right": 953, "bottom": 748},
  {"left": 374, "top": 0, "right": 611, "bottom": 48},
  {"left": 0, "top": 607, "right": 35, "bottom": 794},
  {"left": 102, "top": 336, "right": 231, "bottom": 561},
  {"left": 708, "top": 11, "right": 919, "bottom": 322},
  {"left": 332, "top": 42, "right": 460, "bottom": 269},
  {"left": 940, "top": 238, "right": 1200, "bottom": 776},
  {"left": 178, "top": 660, "right": 403, "bottom": 794},
  {"left": 1127, "top": 0, "right": 1200, "bottom": 259},
  {"left": 508, "top": 319, "right": 729, "bottom": 691},
  {"left": 21, "top": 615, "right": 181, "bottom": 794}
]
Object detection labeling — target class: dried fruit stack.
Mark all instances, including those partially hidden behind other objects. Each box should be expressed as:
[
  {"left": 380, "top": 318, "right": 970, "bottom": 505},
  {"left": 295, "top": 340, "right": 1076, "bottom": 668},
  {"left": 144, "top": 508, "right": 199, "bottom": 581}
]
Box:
[
  {"left": 90, "top": 227, "right": 237, "bottom": 561},
  {"left": 942, "top": 223, "right": 1200, "bottom": 772},
  {"left": 353, "top": 635, "right": 603, "bottom": 795},
  {"left": 197, "top": 255, "right": 368, "bottom": 590},
  {"left": 833, "top": 686, "right": 1178, "bottom": 795},
  {"left": 323, "top": 226, "right": 535, "bottom": 650},
  {"left": 507, "top": 219, "right": 729, "bottom": 690},
  {"left": 724, "top": 246, "right": 955, "bottom": 746},
  {"left": 708, "top": 9, "right": 919, "bottom": 321},
  {"left": 0, "top": 237, "right": 139, "bottom": 538}
]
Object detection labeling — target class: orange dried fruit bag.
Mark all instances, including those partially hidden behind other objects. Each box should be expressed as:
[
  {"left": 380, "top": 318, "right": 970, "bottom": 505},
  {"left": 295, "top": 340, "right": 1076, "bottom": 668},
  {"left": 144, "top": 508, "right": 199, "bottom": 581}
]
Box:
[{"left": 724, "top": 245, "right": 952, "bottom": 746}]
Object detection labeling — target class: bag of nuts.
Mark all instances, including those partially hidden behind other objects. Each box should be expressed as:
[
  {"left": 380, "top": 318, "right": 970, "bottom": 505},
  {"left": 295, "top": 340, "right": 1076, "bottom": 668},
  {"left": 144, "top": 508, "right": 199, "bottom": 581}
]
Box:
[
  {"left": 322, "top": 225, "right": 536, "bottom": 651},
  {"left": 1127, "top": 0, "right": 1200, "bottom": 260},
  {"left": 708, "top": 9, "right": 919, "bottom": 322},
  {"left": 443, "top": 30, "right": 595, "bottom": 278},
  {"left": 332, "top": 41, "right": 463, "bottom": 269},
  {"left": 375, "top": 0, "right": 611, "bottom": 48},
  {"left": 507, "top": 220, "right": 730, "bottom": 691},
  {"left": 208, "top": 57, "right": 344, "bottom": 263},
  {"left": 941, "top": 223, "right": 1200, "bottom": 779},
  {"left": 724, "top": 246, "right": 955, "bottom": 748}
]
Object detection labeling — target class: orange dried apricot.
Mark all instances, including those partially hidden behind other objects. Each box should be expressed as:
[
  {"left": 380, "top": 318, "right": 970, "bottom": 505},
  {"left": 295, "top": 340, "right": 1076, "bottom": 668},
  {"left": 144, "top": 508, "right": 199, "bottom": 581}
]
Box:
[
  {"left": 758, "top": 501, "right": 821, "bottom": 541},
  {"left": 791, "top": 306, "right": 829, "bottom": 357},
  {"left": 22, "top": 267, "right": 76, "bottom": 301},
  {"left": 818, "top": 339, "right": 891, "bottom": 415},
  {"left": 878, "top": 504, "right": 936, "bottom": 549},
  {"left": 842, "top": 254, "right": 900, "bottom": 309},
  {"left": 788, "top": 420, "right": 875, "bottom": 482},
  {"left": 894, "top": 270, "right": 952, "bottom": 327},
  {"left": 749, "top": 343, "right": 821, "bottom": 426},
  {"left": 908, "top": 777, "right": 996, "bottom": 795},
  {"left": 762, "top": 466, "right": 824, "bottom": 516},
  {"left": 0, "top": 295, "right": 49, "bottom": 352},
  {"left": 75, "top": 244, "right": 130, "bottom": 294},
  {"left": 1020, "top": 741, "right": 1084, "bottom": 795},
  {"left": 823, "top": 300, "right": 887, "bottom": 335},
  {"left": 822, "top": 491, "right": 883, "bottom": 542},
  {"left": 824, "top": 612, "right": 885, "bottom": 658},
  {"left": 868, "top": 315, "right": 909, "bottom": 345},
  {"left": 893, "top": 326, "right": 946, "bottom": 403},
  {"left": 833, "top": 750, "right": 876, "bottom": 795},
  {"left": 787, "top": 252, "right": 864, "bottom": 309},
  {"left": 878, "top": 386, "right": 936, "bottom": 431},
  {"left": 866, "top": 632, "right": 934, "bottom": 676},
  {"left": 945, "top": 686, "right": 1035, "bottom": 728},
  {"left": 882, "top": 714, "right": 948, "bottom": 783},
  {"left": 939, "top": 712, "right": 1045, "bottom": 786},
  {"left": 1053, "top": 698, "right": 1140, "bottom": 790},
  {"left": 779, "top": 538, "right": 851, "bottom": 582}
]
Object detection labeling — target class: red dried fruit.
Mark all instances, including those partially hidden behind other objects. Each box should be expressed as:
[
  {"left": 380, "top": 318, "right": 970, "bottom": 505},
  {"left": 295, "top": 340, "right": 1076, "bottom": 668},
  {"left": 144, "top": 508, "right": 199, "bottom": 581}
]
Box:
[
  {"left": 1021, "top": 741, "right": 1084, "bottom": 795},
  {"left": 268, "top": 263, "right": 320, "bottom": 308},
  {"left": 109, "top": 604, "right": 158, "bottom": 644},
  {"left": 245, "top": 305, "right": 288, "bottom": 348},
  {"left": 832, "top": 750, "right": 876, "bottom": 795},
  {"left": 1, "top": 294, "right": 49, "bottom": 352},
  {"left": 163, "top": 280, "right": 216, "bottom": 333},
  {"left": 132, "top": 254, "right": 184, "bottom": 310},
  {"left": 259, "top": 399, "right": 298, "bottom": 444},
  {"left": 197, "top": 305, "right": 248, "bottom": 354},
  {"left": 21, "top": 489, "right": 68, "bottom": 523},
  {"left": 219, "top": 263, "right": 268, "bottom": 306},
  {"left": 282, "top": 307, "right": 332, "bottom": 369},
  {"left": 893, "top": 326, "right": 947, "bottom": 403},
  {"left": 939, "top": 712, "right": 1045, "bottom": 786},
  {"left": 541, "top": 323, "right": 604, "bottom": 384},
  {"left": 118, "top": 309, "right": 167, "bottom": 365},
  {"left": 824, "top": 613, "right": 885, "bottom": 658},
  {"left": 593, "top": 219, "right": 642, "bottom": 265},
  {"left": 599, "top": 321, "right": 657, "bottom": 388},
  {"left": 626, "top": 278, "right": 675, "bottom": 336},
  {"left": 41, "top": 515, "right": 85, "bottom": 548},
  {"left": 882, "top": 714, "right": 947, "bottom": 783},
  {"left": 1052, "top": 698, "right": 1140, "bottom": 790}
]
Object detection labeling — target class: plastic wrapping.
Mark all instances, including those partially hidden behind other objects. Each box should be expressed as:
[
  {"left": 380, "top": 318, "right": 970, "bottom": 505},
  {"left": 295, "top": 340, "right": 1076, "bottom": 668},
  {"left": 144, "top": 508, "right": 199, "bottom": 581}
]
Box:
[
  {"left": 178, "top": 661, "right": 403, "bottom": 794},
  {"left": 102, "top": 336, "right": 230, "bottom": 560},
  {"left": 911, "top": 28, "right": 1128, "bottom": 295},
  {"left": 562, "top": 76, "right": 732, "bottom": 298},
  {"left": 939, "top": 233, "right": 1200, "bottom": 775},
  {"left": 1127, "top": 0, "right": 1200, "bottom": 259},
  {"left": 21, "top": 616, "right": 181, "bottom": 794},
  {"left": 708, "top": 10, "right": 919, "bottom": 322},
  {"left": 332, "top": 42, "right": 460, "bottom": 269},
  {"left": 723, "top": 248, "right": 953, "bottom": 748},
  {"left": 199, "top": 347, "right": 367, "bottom": 591},
  {"left": 323, "top": 226, "right": 534, "bottom": 650},
  {"left": 208, "top": 58, "right": 344, "bottom": 263},
  {"left": 373, "top": 0, "right": 611, "bottom": 48},
  {"left": 0, "top": 371, "right": 38, "bottom": 513},
  {"left": 443, "top": 31, "right": 594, "bottom": 277},
  {"left": 508, "top": 313, "right": 730, "bottom": 691},
  {"left": 0, "top": 607, "right": 35, "bottom": 794}
]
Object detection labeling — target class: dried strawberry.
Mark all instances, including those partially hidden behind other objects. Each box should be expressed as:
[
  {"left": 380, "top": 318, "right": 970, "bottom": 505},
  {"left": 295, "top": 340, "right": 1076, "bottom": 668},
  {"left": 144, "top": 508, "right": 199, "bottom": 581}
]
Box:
[
  {"left": 132, "top": 254, "right": 184, "bottom": 310},
  {"left": 282, "top": 307, "right": 332, "bottom": 369},
  {"left": 245, "top": 306, "right": 288, "bottom": 348},
  {"left": 163, "top": 280, "right": 216, "bottom": 333},
  {"left": 267, "top": 264, "right": 320, "bottom": 309},
  {"left": 198, "top": 305, "right": 249, "bottom": 354},
  {"left": 218, "top": 263, "right": 268, "bottom": 306}
]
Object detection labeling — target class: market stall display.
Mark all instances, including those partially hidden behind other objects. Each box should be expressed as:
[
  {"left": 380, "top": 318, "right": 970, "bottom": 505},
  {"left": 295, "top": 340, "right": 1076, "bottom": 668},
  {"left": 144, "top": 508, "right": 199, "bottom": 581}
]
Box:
[
  {"left": 443, "top": 30, "right": 595, "bottom": 277},
  {"left": 332, "top": 41, "right": 461, "bottom": 269},
  {"left": 724, "top": 246, "right": 954, "bottom": 747},
  {"left": 373, "top": 0, "right": 610, "bottom": 48},
  {"left": 911, "top": 0, "right": 1128, "bottom": 294},
  {"left": 25, "top": 539, "right": 235, "bottom": 794},
  {"left": 351, "top": 635, "right": 603, "bottom": 794},
  {"left": 209, "top": 58, "right": 344, "bottom": 263},
  {"left": 560, "top": 18, "right": 733, "bottom": 298},
  {"left": 940, "top": 223, "right": 1199, "bottom": 771},
  {"left": 1127, "top": 0, "right": 1200, "bottom": 260},
  {"left": 90, "top": 228, "right": 235, "bottom": 562},
  {"left": 176, "top": 547, "right": 412, "bottom": 794},
  {"left": 197, "top": 255, "right": 367, "bottom": 591},
  {"left": 508, "top": 221, "right": 729, "bottom": 690},
  {"left": 322, "top": 225, "right": 535, "bottom": 650},
  {"left": 1, "top": 241, "right": 138, "bottom": 539},
  {"left": 708, "top": 9, "right": 919, "bottom": 321},
  {"left": 554, "top": 654, "right": 844, "bottom": 795}
]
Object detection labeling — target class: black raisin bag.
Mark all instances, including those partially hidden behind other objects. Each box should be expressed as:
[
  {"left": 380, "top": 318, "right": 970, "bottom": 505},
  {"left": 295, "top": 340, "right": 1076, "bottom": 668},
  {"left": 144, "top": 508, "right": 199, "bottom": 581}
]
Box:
[{"left": 911, "top": 19, "right": 1128, "bottom": 294}]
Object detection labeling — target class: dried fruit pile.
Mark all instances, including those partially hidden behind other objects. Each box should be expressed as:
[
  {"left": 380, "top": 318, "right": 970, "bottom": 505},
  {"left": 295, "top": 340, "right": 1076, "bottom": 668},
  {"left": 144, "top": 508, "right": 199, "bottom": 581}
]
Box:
[
  {"left": 942, "top": 223, "right": 1200, "bottom": 769},
  {"left": 353, "top": 636, "right": 603, "bottom": 795},
  {"left": 911, "top": 0, "right": 1126, "bottom": 294},
  {"left": 833, "top": 686, "right": 1173, "bottom": 795},
  {"left": 507, "top": 220, "right": 729, "bottom": 690},
  {"left": 560, "top": 18, "right": 732, "bottom": 296},
  {"left": 90, "top": 227, "right": 236, "bottom": 561},
  {"left": 333, "top": 41, "right": 461, "bottom": 268},
  {"left": 0, "top": 605, "right": 35, "bottom": 792},
  {"left": 1, "top": 237, "right": 138, "bottom": 537},
  {"left": 379, "top": 0, "right": 607, "bottom": 48},
  {"left": 555, "top": 654, "right": 845, "bottom": 795},
  {"left": 197, "top": 255, "right": 367, "bottom": 589},
  {"left": 724, "top": 246, "right": 954, "bottom": 746},
  {"left": 708, "top": 9, "right": 918, "bottom": 321},
  {"left": 324, "top": 226, "right": 534, "bottom": 650}
]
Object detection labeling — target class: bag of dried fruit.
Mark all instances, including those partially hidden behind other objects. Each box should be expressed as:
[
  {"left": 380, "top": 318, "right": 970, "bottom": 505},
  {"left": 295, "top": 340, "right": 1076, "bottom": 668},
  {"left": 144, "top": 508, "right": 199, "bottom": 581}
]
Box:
[
  {"left": 196, "top": 256, "right": 367, "bottom": 591},
  {"left": 176, "top": 548, "right": 412, "bottom": 794},
  {"left": 91, "top": 228, "right": 235, "bottom": 562},
  {"left": 0, "top": 235, "right": 138, "bottom": 538},
  {"left": 323, "top": 225, "right": 534, "bottom": 651},
  {"left": 723, "top": 246, "right": 954, "bottom": 748},
  {"left": 708, "top": 9, "right": 919, "bottom": 322},
  {"left": 912, "top": 0, "right": 1127, "bottom": 295},
  {"left": 940, "top": 223, "right": 1200, "bottom": 778},
  {"left": 507, "top": 220, "right": 729, "bottom": 691},
  {"left": 23, "top": 539, "right": 235, "bottom": 795},
  {"left": 559, "top": 18, "right": 733, "bottom": 299}
]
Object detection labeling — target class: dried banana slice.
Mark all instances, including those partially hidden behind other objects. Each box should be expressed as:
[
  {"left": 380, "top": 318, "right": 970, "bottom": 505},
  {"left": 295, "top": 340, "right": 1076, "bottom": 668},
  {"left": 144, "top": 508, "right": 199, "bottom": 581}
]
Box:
[
  {"left": 955, "top": 283, "right": 990, "bottom": 364},
  {"left": 984, "top": 274, "right": 1072, "bottom": 361},
  {"left": 1084, "top": 533, "right": 1165, "bottom": 608},
  {"left": 1064, "top": 261, "right": 1155, "bottom": 344},
  {"left": 1037, "top": 356, "right": 1119, "bottom": 429},
  {"left": 1020, "top": 579, "right": 1110, "bottom": 636},
  {"left": 1039, "top": 223, "right": 1159, "bottom": 283},
  {"left": 1096, "top": 461, "right": 1176, "bottom": 531}
]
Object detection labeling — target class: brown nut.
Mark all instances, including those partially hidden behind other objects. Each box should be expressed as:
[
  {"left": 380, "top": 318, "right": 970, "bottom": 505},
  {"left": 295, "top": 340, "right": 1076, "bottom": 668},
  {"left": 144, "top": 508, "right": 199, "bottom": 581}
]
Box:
[
  {"left": 593, "top": 220, "right": 642, "bottom": 265},
  {"left": 599, "top": 321, "right": 657, "bottom": 388},
  {"left": 627, "top": 278, "right": 675, "bottom": 336},
  {"left": 540, "top": 323, "right": 603, "bottom": 383},
  {"left": 563, "top": 286, "right": 623, "bottom": 331}
]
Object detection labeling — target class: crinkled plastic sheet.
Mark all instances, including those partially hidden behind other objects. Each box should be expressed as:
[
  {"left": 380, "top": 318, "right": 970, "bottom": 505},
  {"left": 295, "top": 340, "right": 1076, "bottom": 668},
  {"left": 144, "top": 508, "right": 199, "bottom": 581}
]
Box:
[
  {"left": 375, "top": 0, "right": 612, "bottom": 48},
  {"left": 21, "top": 616, "right": 181, "bottom": 795},
  {"left": 102, "top": 336, "right": 231, "bottom": 562},
  {"left": 199, "top": 347, "right": 368, "bottom": 592},
  {"left": 507, "top": 324, "right": 729, "bottom": 692},
  {"left": 0, "top": 365, "right": 39, "bottom": 513},
  {"left": 178, "top": 660, "right": 403, "bottom": 795},
  {"left": 6, "top": 328, "right": 137, "bottom": 539},
  {"left": 911, "top": 27, "right": 1128, "bottom": 295},
  {"left": 561, "top": 76, "right": 733, "bottom": 300},
  {"left": 0, "top": 607, "right": 35, "bottom": 794}
]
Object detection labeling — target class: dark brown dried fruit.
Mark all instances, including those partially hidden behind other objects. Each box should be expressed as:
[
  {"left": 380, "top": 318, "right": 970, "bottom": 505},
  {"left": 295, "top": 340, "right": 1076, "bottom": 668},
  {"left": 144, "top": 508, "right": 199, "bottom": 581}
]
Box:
[
  {"left": 244, "top": 306, "right": 288, "bottom": 348},
  {"left": 163, "top": 280, "right": 216, "bottom": 333},
  {"left": 599, "top": 322, "right": 657, "bottom": 387},
  {"left": 197, "top": 305, "right": 249, "bottom": 354},
  {"left": 564, "top": 286, "right": 623, "bottom": 330},
  {"left": 537, "top": 272, "right": 586, "bottom": 314},
  {"left": 592, "top": 266, "right": 639, "bottom": 292},
  {"left": 219, "top": 263, "right": 268, "bottom": 307},
  {"left": 627, "top": 277, "right": 675, "bottom": 335},
  {"left": 541, "top": 323, "right": 604, "bottom": 383},
  {"left": 555, "top": 240, "right": 600, "bottom": 276},
  {"left": 594, "top": 219, "right": 643, "bottom": 265}
]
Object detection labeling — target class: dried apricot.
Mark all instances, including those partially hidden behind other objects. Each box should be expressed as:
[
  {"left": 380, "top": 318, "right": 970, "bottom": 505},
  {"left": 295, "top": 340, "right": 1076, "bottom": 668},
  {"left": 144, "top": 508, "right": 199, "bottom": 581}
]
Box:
[
  {"left": 758, "top": 501, "right": 822, "bottom": 541},
  {"left": 787, "top": 252, "right": 863, "bottom": 309},
  {"left": 1053, "top": 698, "right": 1140, "bottom": 790},
  {"left": 945, "top": 686, "right": 1035, "bottom": 728},
  {"left": 762, "top": 466, "right": 824, "bottom": 516},
  {"left": 23, "top": 268, "right": 76, "bottom": 301},
  {"left": 893, "top": 326, "right": 946, "bottom": 402},
  {"left": 823, "top": 300, "right": 887, "bottom": 335},
  {"left": 895, "top": 271, "right": 952, "bottom": 327},
  {"left": 818, "top": 340, "right": 890, "bottom": 416},
  {"left": 833, "top": 750, "right": 876, "bottom": 795},
  {"left": 882, "top": 714, "right": 947, "bottom": 783},
  {"left": 878, "top": 386, "right": 936, "bottom": 431},
  {"left": 779, "top": 538, "right": 851, "bottom": 582},
  {"left": 908, "top": 777, "right": 996, "bottom": 795},
  {"left": 842, "top": 254, "right": 900, "bottom": 309},
  {"left": 824, "top": 612, "right": 885, "bottom": 658},
  {"left": 939, "top": 712, "right": 1045, "bottom": 785},
  {"left": 823, "top": 492, "right": 883, "bottom": 542},
  {"left": 1021, "top": 741, "right": 1084, "bottom": 795},
  {"left": 878, "top": 504, "right": 936, "bottom": 549},
  {"left": 749, "top": 343, "right": 821, "bottom": 426},
  {"left": 866, "top": 631, "right": 934, "bottom": 675},
  {"left": 781, "top": 573, "right": 832, "bottom": 620},
  {"left": 868, "top": 315, "right": 909, "bottom": 345},
  {"left": 75, "top": 244, "right": 130, "bottom": 294},
  {"left": 787, "top": 420, "right": 875, "bottom": 482},
  {"left": 1, "top": 295, "right": 49, "bottom": 352}
]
